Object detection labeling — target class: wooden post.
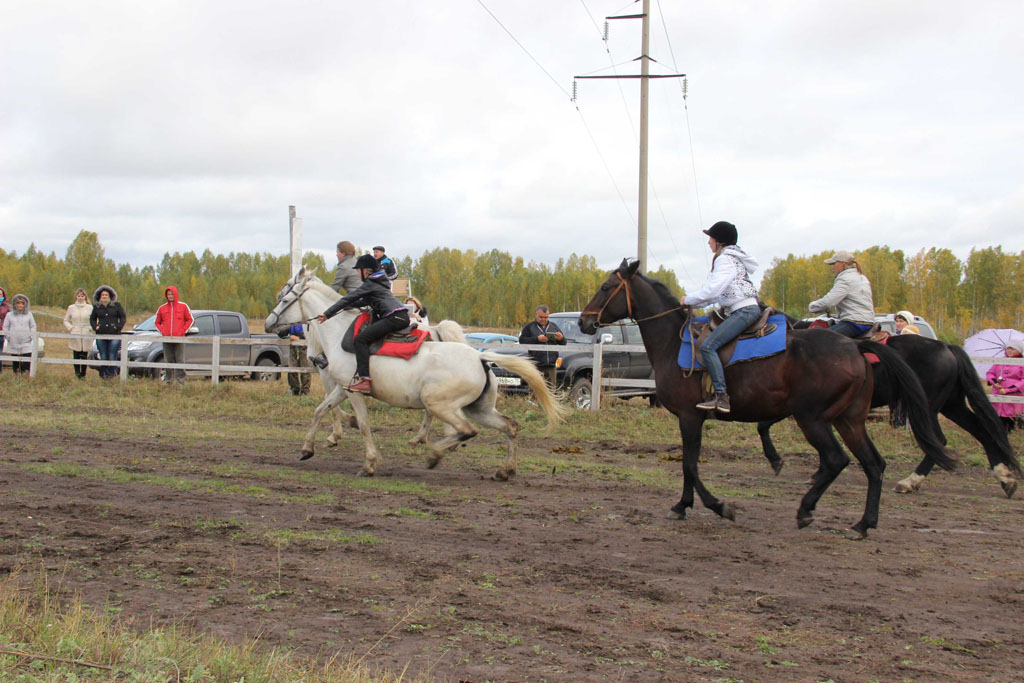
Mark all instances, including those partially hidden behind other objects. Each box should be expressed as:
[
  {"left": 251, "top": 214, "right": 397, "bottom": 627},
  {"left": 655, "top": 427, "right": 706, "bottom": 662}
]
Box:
[
  {"left": 590, "top": 339, "right": 604, "bottom": 411},
  {"left": 211, "top": 337, "right": 221, "bottom": 385},
  {"left": 119, "top": 337, "right": 129, "bottom": 383},
  {"left": 28, "top": 331, "right": 39, "bottom": 379}
]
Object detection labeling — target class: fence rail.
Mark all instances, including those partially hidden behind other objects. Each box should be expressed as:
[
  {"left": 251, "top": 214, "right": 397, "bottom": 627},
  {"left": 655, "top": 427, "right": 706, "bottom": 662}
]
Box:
[{"left": 2, "top": 332, "right": 1023, "bottom": 411}]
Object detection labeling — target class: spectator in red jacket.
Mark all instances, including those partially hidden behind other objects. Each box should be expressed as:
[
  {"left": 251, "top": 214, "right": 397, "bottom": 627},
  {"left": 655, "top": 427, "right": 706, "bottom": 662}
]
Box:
[{"left": 155, "top": 286, "right": 194, "bottom": 384}]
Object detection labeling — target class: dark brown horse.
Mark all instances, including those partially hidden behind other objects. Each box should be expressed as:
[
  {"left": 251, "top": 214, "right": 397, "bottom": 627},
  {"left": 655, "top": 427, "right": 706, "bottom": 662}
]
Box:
[
  {"left": 757, "top": 334, "right": 1021, "bottom": 497},
  {"left": 579, "top": 259, "right": 955, "bottom": 538}
]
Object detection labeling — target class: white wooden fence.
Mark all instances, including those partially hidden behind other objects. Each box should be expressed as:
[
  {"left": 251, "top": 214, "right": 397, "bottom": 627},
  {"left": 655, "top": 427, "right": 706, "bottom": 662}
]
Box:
[{"left": 3, "top": 331, "right": 1023, "bottom": 413}]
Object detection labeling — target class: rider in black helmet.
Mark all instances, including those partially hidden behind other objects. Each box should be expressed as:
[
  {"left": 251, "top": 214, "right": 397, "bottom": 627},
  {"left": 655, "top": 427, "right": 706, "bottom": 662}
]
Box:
[{"left": 314, "top": 253, "right": 411, "bottom": 393}]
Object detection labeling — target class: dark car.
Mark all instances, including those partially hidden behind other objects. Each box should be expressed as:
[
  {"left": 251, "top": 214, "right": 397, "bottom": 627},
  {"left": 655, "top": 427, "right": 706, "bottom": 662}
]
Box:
[{"left": 491, "top": 312, "right": 654, "bottom": 409}]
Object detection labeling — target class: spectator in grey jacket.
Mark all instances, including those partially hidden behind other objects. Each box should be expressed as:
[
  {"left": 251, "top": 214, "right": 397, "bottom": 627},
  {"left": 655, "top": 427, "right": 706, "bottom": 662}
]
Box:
[
  {"left": 2, "top": 293, "right": 36, "bottom": 374},
  {"left": 0, "top": 286, "right": 10, "bottom": 374},
  {"left": 331, "top": 241, "right": 362, "bottom": 294},
  {"left": 808, "top": 250, "right": 875, "bottom": 338}
]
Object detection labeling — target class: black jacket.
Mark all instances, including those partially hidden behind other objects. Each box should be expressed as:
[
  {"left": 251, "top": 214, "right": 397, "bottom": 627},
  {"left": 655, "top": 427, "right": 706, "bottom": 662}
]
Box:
[
  {"left": 519, "top": 319, "right": 567, "bottom": 368},
  {"left": 323, "top": 272, "right": 405, "bottom": 322},
  {"left": 89, "top": 286, "right": 126, "bottom": 335}
]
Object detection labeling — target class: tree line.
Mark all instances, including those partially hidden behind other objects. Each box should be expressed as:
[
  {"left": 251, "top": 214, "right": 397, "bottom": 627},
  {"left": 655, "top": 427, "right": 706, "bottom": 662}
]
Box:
[
  {"left": 0, "top": 232, "right": 682, "bottom": 326},
  {"left": 4, "top": 231, "right": 1016, "bottom": 340},
  {"left": 759, "top": 245, "right": 1024, "bottom": 342}
]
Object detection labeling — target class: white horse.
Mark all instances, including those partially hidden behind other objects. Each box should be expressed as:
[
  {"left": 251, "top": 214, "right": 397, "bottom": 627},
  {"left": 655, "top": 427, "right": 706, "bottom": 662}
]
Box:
[
  {"left": 265, "top": 269, "right": 566, "bottom": 479},
  {"left": 299, "top": 295, "right": 469, "bottom": 450}
]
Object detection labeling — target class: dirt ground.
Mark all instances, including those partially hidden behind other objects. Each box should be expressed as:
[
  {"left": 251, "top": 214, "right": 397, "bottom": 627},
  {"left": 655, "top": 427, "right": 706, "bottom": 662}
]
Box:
[{"left": 2, "top": 414, "right": 1023, "bottom": 682}]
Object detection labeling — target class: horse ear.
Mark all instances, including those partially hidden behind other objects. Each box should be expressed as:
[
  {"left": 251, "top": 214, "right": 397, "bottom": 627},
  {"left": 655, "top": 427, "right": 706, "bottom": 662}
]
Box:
[
  {"left": 626, "top": 259, "right": 641, "bottom": 276},
  {"left": 619, "top": 257, "right": 630, "bottom": 270}
]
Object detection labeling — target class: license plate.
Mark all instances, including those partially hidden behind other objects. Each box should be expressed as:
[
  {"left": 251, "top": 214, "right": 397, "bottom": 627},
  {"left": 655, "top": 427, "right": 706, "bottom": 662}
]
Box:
[{"left": 497, "top": 376, "right": 521, "bottom": 386}]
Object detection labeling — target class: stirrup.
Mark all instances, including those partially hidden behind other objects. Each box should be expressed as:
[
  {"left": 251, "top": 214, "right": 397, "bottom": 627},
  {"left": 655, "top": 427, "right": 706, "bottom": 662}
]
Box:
[{"left": 310, "top": 353, "right": 329, "bottom": 369}]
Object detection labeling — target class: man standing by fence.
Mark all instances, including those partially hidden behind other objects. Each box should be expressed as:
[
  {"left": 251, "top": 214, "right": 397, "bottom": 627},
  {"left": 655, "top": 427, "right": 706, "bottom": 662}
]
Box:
[
  {"left": 155, "top": 286, "right": 194, "bottom": 385},
  {"left": 519, "top": 305, "right": 566, "bottom": 387},
  {"left": 278, "top": 322, "right": 311, "bottom": 396}
]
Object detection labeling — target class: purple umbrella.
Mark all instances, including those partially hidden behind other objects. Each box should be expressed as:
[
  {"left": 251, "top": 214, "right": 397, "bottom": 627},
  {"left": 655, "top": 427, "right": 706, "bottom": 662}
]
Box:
[{"left": 963, "top": 328, "right": 1024, "bottom": 378}]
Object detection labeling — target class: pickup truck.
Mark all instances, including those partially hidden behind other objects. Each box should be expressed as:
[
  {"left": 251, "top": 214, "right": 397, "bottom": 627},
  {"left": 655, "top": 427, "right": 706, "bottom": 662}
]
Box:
[
  {"left": 92, "top": 310, "right": 287, "bottom": 380},
  {"left": 491, "top": 311, "right": 655, "bottom": 409}
]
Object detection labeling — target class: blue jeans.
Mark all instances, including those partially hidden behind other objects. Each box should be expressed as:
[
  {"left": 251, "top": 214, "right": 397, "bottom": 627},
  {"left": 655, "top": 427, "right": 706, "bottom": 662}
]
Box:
[
  {"left": 830, "top": 321, "right": 873, "bottom": 338},
  {"left": 700, "top": 305, "right": 763, "bottom": 395},
  {"left": 96, "top": 338, "right": 121, "bottom": 379}
]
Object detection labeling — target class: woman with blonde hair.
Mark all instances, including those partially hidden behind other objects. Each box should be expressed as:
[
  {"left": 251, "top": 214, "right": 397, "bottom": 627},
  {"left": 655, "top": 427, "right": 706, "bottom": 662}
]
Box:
[
  {"left": 64, "top": 287, "right": 94, "bottom": 378},
  {"left": 404, "top": 296, "right": 429, "bottom": 326},
  {"left": 808, "top": 250, "right": 875, "bottom": 338}
]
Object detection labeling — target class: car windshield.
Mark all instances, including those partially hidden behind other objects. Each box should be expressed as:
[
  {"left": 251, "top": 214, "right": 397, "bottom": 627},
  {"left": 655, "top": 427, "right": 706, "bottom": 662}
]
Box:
[
  {"left": 551, "top": 316, "right": 594, "bottom": 344},
  {"left": 133, "top": 314, "right": 158, "bottom": 331}
]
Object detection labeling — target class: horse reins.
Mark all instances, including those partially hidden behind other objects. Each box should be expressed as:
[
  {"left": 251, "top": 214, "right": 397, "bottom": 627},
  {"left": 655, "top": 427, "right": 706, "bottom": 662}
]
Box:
[{"left": 581, "top": 271, "right": 686, "bottom": 327}]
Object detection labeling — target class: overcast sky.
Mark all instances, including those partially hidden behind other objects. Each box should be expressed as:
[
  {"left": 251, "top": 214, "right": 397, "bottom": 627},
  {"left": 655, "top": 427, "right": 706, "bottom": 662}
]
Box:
[{"left": 2, "top": 0, "right": 1021, "bottom": 293}]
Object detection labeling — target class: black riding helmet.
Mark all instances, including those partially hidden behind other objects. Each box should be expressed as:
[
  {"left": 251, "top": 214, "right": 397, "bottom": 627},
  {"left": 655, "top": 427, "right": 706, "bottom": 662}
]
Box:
[
  {"left": 353, "top": 254, "right": 380, "bottom": 271},
  {"left": 703, "top": 221, "right": 737, "bottom": 246}
]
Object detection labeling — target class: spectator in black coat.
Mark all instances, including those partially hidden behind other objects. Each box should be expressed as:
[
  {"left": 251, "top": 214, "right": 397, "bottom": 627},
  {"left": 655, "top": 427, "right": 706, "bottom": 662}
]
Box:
[
  {"left": 519, "top": 305, "right": 566, "bottom": 387},
  {"left": 89, "top": 285, "right": 126, "bottom": 379}
]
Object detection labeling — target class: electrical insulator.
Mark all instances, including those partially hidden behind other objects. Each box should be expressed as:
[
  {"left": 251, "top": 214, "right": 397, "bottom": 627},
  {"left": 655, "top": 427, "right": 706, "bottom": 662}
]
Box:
[
  {"left": 682, "top": 77, "right": 688, "bottom": 100},
  {"left": 572, "top": 80, "right": 578, "bottom": 102},
  {"left": 603, "top": 21, "right": 609, "bottom": 41}
]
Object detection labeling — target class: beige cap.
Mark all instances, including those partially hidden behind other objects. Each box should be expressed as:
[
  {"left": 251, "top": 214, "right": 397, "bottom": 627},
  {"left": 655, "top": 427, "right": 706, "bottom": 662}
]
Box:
[{"left": 824, "top": 250, "right": 855, "bottom": 264}]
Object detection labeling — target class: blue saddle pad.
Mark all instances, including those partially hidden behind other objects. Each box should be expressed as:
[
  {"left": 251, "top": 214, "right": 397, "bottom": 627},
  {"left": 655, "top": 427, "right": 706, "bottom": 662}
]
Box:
[{"left": 678, "top": 314, "right": 788, "bottom": 370}]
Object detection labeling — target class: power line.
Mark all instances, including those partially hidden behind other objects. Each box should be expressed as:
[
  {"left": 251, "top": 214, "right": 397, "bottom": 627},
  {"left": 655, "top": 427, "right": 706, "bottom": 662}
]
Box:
[{"left": 476, "top": 0, "right": 635, "bottom": 226}]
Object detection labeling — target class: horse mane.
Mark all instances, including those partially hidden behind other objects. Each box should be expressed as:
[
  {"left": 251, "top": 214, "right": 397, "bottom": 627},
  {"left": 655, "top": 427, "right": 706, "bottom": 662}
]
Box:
[
  {"left": 637, "top": 272, "right": 683, "bottom": 312},
  {"left": 304, "top": 275, "right": 341, "bottom": 302}
]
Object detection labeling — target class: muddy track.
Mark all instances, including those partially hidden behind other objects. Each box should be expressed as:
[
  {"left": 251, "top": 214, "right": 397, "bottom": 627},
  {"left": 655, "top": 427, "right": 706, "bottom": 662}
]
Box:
[{"left": 2, "top": 423, "right": 1023, "bottom": 681}]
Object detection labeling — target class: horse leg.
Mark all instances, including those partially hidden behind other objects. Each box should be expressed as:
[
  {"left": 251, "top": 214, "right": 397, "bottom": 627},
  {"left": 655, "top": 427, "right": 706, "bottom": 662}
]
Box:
[
  {"left": 326, "top": 405, "right": 358, "bottom": 447},
  {"left": 301, "top": 386, "right": 347, "bottom": 460},
  {"left": 409, "top": 413, "right": 433, "bottom": 447},
  {"left": 834, "top": 417, "right": 887, "bottom": 539},
  {"left": 942, "top": 402, "right": 1018, "bottom": 498},
  {"left": 757, "top": 418, "right": 786, "bottom": 475},
  {"left": 668, "top": 413, "right": 735, "bottom": 521},
  {"left": 793, "top": 419, "right": 850, "bottom": 529},
  {"left": 346, "top": 392, "right": 381, "bottom": 476},
  {"left": 465, "top": 400, "right": 520, "bottom": 481},
  {"left": 421, "top": 403, "right": 478, "bottom": 470}
]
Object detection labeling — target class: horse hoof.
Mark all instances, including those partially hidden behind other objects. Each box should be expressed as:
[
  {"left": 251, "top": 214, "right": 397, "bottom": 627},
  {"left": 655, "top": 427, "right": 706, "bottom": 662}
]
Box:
[
  {"left": 846, "top": 526, "right": 868, "bottom": 541},
  {"left": 770, "top": 460, "right": 784, "bottom": 476},
  {"left": 493, "top": 469, "right": 512, "bottom": 482},
  {"left": 426, "top": 456, "right": 442, "bottom": 470},
  {"left": 666, "top": 506, "right": 686, "bottom": 520},
  {"left": 326, "top": 438, "right": 338, "bottom": 448},
  {"left": 356, "top": 468, "right": 374, "bottom": 477},
  {"left": 1001, "top": 480, "right": 1018, "bottom": 499},
  {"left": 892, "top": 482, "right": 914, "bottom": 494},
  {"left": 720, "top": 502, "right": 737, "bottom": 522},
  {"left": 299, "top": 450, "right": 315, "bottom": 461},
  {"left": 796, "top": 516, "right": 814, "bottom": 529}
]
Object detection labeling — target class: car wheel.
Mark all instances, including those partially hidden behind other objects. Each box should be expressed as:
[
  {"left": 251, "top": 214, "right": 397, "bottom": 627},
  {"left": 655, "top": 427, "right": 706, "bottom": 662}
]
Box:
[
  {"left": 569, "top": 377, "right": 592, "bottom": 410},
  {"left": 150, "top": 355, "right": 164, "bottom": 380},
  {"left": 252, "top": 357, "right": 281, "bottom": 381}
]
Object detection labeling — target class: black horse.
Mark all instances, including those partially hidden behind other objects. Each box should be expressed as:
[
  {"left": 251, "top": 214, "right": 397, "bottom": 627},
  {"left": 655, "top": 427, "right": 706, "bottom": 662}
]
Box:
[
  {"left": 579, "top": 259, "right": 955, "bottom": 538},
  {"left": 757, "top": 333, "right": 1021, "bottom": 497}
]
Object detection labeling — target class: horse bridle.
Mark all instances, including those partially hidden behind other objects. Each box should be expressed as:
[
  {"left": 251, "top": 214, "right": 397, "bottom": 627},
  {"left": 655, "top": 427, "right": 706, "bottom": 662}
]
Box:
[
  {"left": 582, "top": 271, "right": 687, "bottom": 327},
  {"left": 272, "top": 278, "right": 318, "bottom": 325}
]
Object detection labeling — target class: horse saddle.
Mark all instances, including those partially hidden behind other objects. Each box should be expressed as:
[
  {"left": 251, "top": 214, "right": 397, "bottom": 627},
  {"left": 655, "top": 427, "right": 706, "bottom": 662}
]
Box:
[
  {"left": 341, "top": 313, "right": 429, "bottom": 357},
  {"left": 679, "top": 311, "right": 787, "bottom": 371},
  {"left": 694, "top": 307, "right": 778, "bottom": 364}
]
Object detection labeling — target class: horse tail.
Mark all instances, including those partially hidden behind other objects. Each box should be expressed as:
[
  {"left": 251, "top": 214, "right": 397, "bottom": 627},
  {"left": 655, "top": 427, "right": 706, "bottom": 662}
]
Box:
[
  {"left": 479, "top": 351, "right": 569, "bottom": 434},
  {"left": 432, "top": 319, "right": 468, "bottom": 344},
  {"left": 947, "top": 343, "right": 1022, "bottom": 475},
  {"left": 858, "top": 340, "right": 957, "bottom": 472}
]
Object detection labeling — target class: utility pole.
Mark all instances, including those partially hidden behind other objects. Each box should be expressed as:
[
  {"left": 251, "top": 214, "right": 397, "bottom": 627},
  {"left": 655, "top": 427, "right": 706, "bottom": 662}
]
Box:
[
  {"left": 575, "top": 0, "right": 684, "bottom": 273},
  {"left": 288, "top": 206, "right": 302, "bottom": 277}
]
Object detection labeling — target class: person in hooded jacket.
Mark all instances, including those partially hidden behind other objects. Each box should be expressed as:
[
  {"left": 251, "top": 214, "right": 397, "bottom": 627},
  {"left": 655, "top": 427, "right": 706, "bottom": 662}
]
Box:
[
  {"left": 2, "top": 293, "right": 36, "bottom": 373},
  {"left": 314, "top": 253, "right": 410, "bottom": 393},
  {"left": 64, "top": 287, "right": 94, "bottom": 378},
  {"left": 0, "top": 287, "right": 10, "bottom": 373},
  {"left": 808, "top": 251, "right": 875, "bottom": 338},
  {"left": 155, "top": 285, "right": 194, "bottom": 384},
  {"left": 679, "top": 221, "right": 761, "bottom": 414},
  {"left": 90, "top": 285, "right": 127, "bottom": 379}
]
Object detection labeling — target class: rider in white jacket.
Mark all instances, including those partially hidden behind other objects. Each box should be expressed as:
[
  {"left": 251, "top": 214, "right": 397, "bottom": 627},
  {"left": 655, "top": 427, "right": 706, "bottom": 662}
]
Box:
[{"left": 680, "top": 221, "right": 761, "bottom": 414}]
